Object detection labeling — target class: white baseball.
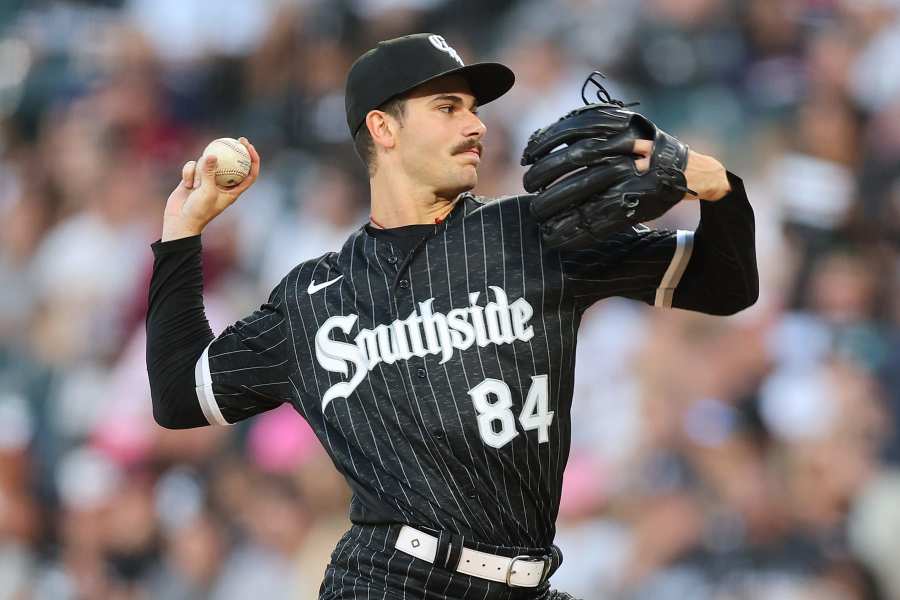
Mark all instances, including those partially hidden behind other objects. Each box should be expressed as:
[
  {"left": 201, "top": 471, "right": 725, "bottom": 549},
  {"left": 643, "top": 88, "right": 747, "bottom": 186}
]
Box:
[{"left": 202, "top": 138, "right": 251, "bottom": 187}]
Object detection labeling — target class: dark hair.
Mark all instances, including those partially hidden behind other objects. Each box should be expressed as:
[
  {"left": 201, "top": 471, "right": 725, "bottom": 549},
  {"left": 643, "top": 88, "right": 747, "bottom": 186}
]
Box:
[{"left": 353, "top": 96, "right": 407, "bottom": 177}]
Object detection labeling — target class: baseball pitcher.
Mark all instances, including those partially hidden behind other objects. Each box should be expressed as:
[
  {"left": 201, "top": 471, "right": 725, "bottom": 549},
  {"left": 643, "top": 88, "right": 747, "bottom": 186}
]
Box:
[{"left": 146, "top": 33, "right": 758, "bottom": 599}]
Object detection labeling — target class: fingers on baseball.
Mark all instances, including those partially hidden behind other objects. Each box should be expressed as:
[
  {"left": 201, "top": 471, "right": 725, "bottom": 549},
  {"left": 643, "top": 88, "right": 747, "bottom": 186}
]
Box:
[
  {"left": 181, "top": 161, "right": 197, "bottom": 189},
  {"left": 195, "top": 154, "right": 217, "bottom": 188},
  {"left": 229, "top": 139, "right": 260, "bottom": 194},
  {"left": 247, "top": 141, "right": 260, "bottom": 178}
]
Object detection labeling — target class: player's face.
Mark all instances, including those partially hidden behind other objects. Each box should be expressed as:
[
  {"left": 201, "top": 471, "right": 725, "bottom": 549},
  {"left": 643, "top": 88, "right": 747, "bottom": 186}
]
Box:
[{"left": 395, "top": 75, "right": 486, "bottom": 197}]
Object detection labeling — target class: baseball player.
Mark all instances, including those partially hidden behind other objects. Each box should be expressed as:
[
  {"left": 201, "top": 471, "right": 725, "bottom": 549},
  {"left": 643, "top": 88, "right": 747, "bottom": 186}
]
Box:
[{"left": 146, "top": 33, "right": 758, "bottom": 599}]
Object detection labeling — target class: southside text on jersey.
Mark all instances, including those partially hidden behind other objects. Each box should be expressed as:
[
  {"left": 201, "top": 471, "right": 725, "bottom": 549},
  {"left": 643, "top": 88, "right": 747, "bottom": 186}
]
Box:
[{"left": 315, "top": 286, "right": 535, "bottom": 409}]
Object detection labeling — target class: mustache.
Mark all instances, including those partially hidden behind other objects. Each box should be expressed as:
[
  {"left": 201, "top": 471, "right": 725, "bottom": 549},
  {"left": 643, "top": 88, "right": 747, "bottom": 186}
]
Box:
[{"left": 452, "top": 140, "right": 483, "bottom": 155}]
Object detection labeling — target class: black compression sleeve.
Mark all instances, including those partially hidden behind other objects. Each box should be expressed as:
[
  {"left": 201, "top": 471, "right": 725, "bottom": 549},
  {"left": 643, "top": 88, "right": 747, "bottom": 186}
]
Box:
[
  {"left": 673, "top": 171, "right": 759, "bottom": 315},
  {"left": 145, "top": 235, "right": 215, "bottom": 429}
]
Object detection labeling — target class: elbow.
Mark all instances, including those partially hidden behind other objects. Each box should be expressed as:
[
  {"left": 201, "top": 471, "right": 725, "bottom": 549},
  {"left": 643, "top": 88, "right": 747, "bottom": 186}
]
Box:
[
  {"left": 152, "top": 398, "right": 182, "bottom": 430},
  {"left": 152, "top": 404, "right": 205, "bottom": 430},
  {"left": 718, "top": 297, "right": 756, "bottom": 316},
  {"left": 714, "top": 259, "right": 759, "bottom": 316},
  {"left": 715, "top": 281, "right": 759, "bottom": 316},
  {"left": 745, "top": 279, "right": 760, "bottom": 311},
  {"left": 736, "top": 270, "right": 760, "bottom": 314},
  {"left": 149, "top": 379, "right": 176, "bottom": 429},
  {"left": 150, "top": 387, "right": 207, "bottom": 430},
  {"left": 152, "top": 404, "right": 180, "bottom": 430}
]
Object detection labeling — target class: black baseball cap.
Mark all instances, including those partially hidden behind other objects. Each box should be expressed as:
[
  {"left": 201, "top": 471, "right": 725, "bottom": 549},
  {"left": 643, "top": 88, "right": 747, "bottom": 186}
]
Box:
[{"left": 345, "top": 33, "right": 515, "bottom": 137}]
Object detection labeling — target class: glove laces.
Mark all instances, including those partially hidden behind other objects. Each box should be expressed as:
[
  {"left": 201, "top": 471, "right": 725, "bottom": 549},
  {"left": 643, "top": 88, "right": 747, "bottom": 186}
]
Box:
[{"left": 580, "top": 71, "right": 640, "bottom": 108}]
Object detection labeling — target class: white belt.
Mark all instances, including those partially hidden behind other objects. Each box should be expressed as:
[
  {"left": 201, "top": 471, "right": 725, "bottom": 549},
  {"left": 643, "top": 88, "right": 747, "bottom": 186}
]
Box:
[{"left": 394, "top": 525, "right": 551, "bottom": 588}]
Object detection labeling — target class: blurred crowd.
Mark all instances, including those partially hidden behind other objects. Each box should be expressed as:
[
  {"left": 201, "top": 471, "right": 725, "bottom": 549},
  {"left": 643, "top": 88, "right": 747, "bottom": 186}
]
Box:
[{"left": 1, "top": 0, "right": 900, "bottom": 598}]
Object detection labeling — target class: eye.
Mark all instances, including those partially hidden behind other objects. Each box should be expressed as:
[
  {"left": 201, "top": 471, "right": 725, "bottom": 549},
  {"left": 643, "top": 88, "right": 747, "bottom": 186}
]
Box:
[{"left": 438, "top": 105, "right": 455, "bottom": 114}]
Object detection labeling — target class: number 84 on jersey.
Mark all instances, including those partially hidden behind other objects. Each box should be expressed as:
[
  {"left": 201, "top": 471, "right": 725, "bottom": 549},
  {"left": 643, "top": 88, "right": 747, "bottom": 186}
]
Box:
[{"left": 469, "top": 375, "right": 553, "bottom": 449}]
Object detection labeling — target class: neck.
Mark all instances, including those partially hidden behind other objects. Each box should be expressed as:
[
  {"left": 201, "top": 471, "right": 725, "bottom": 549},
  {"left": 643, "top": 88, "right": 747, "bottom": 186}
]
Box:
[{"left": 368, "top": 170, "right": 462, "bottom": 229}]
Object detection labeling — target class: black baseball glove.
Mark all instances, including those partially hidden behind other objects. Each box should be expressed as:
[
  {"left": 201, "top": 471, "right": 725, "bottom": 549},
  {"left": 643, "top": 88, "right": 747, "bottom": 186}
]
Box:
[{"left": 521, "top": 73, "right": 695, "bottom": 251}]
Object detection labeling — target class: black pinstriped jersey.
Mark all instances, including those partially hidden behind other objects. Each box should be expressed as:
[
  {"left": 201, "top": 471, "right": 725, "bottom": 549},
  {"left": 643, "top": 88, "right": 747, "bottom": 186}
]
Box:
[{"left": 190, "top": 180, "right": 755, "bottom": 548}]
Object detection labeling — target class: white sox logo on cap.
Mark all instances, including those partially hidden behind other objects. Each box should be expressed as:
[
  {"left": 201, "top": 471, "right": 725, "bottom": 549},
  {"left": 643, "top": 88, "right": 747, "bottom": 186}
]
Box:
[{"left": 428, "top": 35, "right": 464, "bottom": 66}]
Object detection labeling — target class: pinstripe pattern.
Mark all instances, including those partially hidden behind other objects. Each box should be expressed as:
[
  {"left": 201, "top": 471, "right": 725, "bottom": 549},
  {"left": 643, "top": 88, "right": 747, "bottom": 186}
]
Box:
[{"left": 193, "top": 192, "right": 685, "bottom": 597}]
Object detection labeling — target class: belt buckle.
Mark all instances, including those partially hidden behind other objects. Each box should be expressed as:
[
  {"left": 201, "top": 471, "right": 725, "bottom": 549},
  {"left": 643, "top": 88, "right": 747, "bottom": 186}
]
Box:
[{"left": 505, "top": 554, "right": 552, "bottom": 587}]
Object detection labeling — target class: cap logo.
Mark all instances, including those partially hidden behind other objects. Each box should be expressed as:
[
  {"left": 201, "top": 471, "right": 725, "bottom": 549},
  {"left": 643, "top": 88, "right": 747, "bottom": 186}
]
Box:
[{"left": 428, "top": 35, "right": 464, "bottom": 66}]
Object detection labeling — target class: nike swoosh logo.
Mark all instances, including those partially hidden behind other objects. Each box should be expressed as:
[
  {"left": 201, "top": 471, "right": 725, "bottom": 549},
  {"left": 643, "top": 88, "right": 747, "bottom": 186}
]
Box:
[{"left": 307, "top": 275, "right": 343, "bottom": 294}]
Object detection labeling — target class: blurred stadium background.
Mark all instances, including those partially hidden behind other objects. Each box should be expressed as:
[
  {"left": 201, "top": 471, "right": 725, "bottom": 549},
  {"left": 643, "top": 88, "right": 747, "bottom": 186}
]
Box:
[{"left": 1, "top": 0, "right": 900, "bottom": 598}]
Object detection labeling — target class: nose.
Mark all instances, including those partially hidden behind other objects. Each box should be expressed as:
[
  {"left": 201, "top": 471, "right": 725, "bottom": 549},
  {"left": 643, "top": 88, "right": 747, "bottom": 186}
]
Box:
[{"left": 463, "top": 111, "right": 486, "bottom": 139}]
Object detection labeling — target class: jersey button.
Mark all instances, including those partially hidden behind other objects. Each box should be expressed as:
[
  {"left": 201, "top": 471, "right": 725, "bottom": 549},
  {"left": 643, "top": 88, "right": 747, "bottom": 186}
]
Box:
[
  {"left": 416, "top": 368, "right": 426, "bottom": 379},
  {"left": 399, "top": 279, "right": 409, "bottom": 289},
  {"left": 466, "top": 491, "right": 478, "bottom": 500},
  {"left": 432, "top": 429, "right": 444, "bottom": 440},
  {"left": 387, "top": 256, "right": 398, "bottom": 265}
]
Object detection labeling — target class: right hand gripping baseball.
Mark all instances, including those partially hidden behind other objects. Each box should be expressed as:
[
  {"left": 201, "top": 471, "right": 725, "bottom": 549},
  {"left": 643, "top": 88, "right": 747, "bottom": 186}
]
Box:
[{"left": 162, "top": 137, "right": 260, "bottom": 241}]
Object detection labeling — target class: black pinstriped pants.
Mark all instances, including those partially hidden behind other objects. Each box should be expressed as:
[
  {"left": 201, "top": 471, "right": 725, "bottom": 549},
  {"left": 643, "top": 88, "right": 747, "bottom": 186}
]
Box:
[{"left": 319, "top": 524, "right": 580, "bottom": 600}]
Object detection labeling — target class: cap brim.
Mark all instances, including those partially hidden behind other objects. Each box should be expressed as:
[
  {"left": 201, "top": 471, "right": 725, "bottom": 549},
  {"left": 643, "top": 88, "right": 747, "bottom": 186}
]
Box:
[
  {"left": 402, "top": 62, "right": 515, "bottom": 107},
  {"left": 449, "top": 62, "right": 516, "bottom": 107}
]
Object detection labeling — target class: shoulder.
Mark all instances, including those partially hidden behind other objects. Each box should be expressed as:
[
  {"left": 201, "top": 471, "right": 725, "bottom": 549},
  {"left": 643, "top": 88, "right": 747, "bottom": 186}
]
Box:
[
  {"left": 455, "top": 192, "right": 546, "bottom": 250},
  {"left": 274, "top": 251, "right": 342, "bottom": 298},
  {"left": 462, "top": 191, "right": 535, "bottom": 208},
  {"left": 461, "top": 191, "right": 537, "bottom": 218}
]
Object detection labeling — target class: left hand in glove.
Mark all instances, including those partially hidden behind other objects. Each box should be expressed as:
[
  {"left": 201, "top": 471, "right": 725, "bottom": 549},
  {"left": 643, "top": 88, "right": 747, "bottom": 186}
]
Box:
[{"left": 521, "top": 103, "right": 697, "bottom": 250}]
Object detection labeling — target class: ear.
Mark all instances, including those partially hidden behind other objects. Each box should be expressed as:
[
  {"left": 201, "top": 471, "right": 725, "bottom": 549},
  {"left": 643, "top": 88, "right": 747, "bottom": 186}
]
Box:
[{"left": 366, "top": 110, "right": 399, "bottom": 151}]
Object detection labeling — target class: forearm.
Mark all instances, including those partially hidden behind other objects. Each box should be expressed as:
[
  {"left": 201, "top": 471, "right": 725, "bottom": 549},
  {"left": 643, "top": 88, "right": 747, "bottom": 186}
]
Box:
[
  {"left": 673, "top": 172, "right": 759, "bottom": 315},
  {"left": 146, "top": 235, "right": 215, "bottom": 428}
]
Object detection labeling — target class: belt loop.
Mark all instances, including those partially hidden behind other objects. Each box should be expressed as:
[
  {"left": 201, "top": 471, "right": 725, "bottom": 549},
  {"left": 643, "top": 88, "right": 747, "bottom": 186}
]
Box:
[
  {"left": 548, "top": 544, "right": 563, "bottom": 580},
  {"left": 435, "top": 530, "right": 465, "bottom": 571},
  {"left": 446, "top": 533, "right": 465, "bottom": 570}
]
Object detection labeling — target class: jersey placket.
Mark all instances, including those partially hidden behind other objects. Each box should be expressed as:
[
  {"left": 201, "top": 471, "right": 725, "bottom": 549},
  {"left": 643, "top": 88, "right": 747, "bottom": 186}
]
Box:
[
  {"left": 377, "top": 233, "right": 445, "bottom": 440},
  {"left": 376, "top": 215, "right": 489, "bottom": 524}
]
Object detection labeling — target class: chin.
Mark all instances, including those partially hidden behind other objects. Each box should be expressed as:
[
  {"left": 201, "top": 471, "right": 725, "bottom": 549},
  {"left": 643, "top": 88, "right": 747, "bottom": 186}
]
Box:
[
  {"left": 457, "top": 168, "right": 479, "bottom": 192},
  {"left": 437, "top": 175, "right": 477, "bottom": 198},
  {"left": 450, "top": 181, "right": 476, "bottom": 197}
]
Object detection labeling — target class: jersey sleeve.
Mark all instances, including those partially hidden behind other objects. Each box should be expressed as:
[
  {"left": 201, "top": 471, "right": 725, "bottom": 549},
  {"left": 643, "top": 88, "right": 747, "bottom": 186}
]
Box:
[
  {"left": 194, "top": 280, "right": 296, "bottom": 426},
  {"left": 147, "top": 235, "right": 216, "bottom": 429},
  {"left": 670, "top": 172, "right": 758, "bottom": 315},
  {"left": 559, "top": 225, "right": 692, "bottom": 308},
  {"left": 559, "top": 171, "right": 757, "bottom": 314}
]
